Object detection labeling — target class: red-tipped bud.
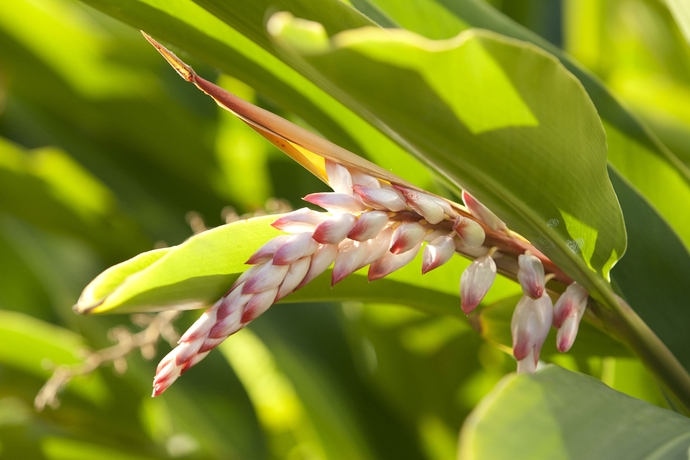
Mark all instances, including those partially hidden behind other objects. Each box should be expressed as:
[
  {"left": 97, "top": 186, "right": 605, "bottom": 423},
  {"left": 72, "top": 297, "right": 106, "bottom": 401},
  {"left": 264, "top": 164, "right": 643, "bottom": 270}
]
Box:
[
  {"left": 272, "top": 232, "right": 318, "bottom": 265},
  {"left": 276, "top": 257, "right": 311, "bottom": 300},
  {"left": 272, "top": 208, "right": 327, "bottom": 233},
  {"left": 452, "top": 216, "right": 486, "bottom": 248},
  {"left": 397, "top": 187, "right": 445, "bottom": 224},
  {"left": 303, "top": 192, "right": 366, "bottom": 213},
  {"left": 517, "top": 253, "right": 545, "bottom": 299},
  {"left": 462, "top": 191, "right": 507, "bottom": 232},
  {"left": 553, "top": 283, "right": 588, "bottom": 352},
  {"left": 460, "top": 254, "right": 496, "bottom": 314},
  {"left": 368, "top": 240, "right": 422, "bottom": 281},
  {"left": 313, "top": 213, "right": 357, "bottom": 244},
  {"left": 390, "top": 221, "right": 425, "bottom": 254},
  {"left": 297, "top": 243, "right": 338, "bottom": 288},
  {"left": 246, "top": 235, "right": 290, "bottom": 265},
  {"left": 242, "top": 261, "right": 289, "bottom": 294},
  {"left": 422, "top": 234, "right": 455, "bottom": 274},
  {"left": 241, "top": 287, "right": 279, "bottom": 323},
  {"left": 353, "top": 184, "right": 407, "bottom": 211},
  {"left": 511, "top": 294, "right": 553, "bottom": 373},
  {"left": 362, "top": 227, "right": 394, "bottom": 267},
  {"left": 325, "top": 160, "right": 353, "bottom": 195},
  {"left": 332, "top": 239, "right": 369, "bottom": 285},
  {"left": 347, "top": 211, "right": 389, "bottom": 241}
]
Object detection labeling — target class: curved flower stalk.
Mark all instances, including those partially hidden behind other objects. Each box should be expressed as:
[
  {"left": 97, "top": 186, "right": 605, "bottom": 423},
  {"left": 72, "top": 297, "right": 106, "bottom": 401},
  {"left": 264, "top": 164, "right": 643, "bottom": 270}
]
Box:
[{"left": 142, "top": 33, "right": 590, "bottom": 395}]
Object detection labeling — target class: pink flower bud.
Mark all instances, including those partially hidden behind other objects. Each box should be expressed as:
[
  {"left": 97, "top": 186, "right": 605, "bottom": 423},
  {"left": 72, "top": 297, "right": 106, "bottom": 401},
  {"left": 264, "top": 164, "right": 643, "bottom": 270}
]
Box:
[
  {"left": 362, "top": 227, "right": 394, "bottom": 267},
  {"left": 347, "top": 211, "right": 390, "bottom": 241},
  {"left": 353, "top": 184, "right": 407, "bottom": 212},
  {"left": 460, "top": 254, "right": 496, "bottom": 314},
  {"left": 511, "top": 294, "right": 553, "bottom": 373},
  {"left": 350, "top": 169, "right": 381, "bottom": 188},
  {"left": 272, "top": 208, "right": 327, "bottom": 233},
  {"left": 303, "top": 192, "right": 366, "bottom": 213},
  {"left": 452, "top": 216, "right": 486, "bottom": 248},
  {"left": 312, "top": 213, "right": 357, "bottom": 244},
  {"left": 325, "top": 160, "right": 353, "bottom": 195},
  {"left": 517, "top": 253, "right": 545, "bottom": 299},
  {"left": 332, "top": 239, "right": 369, "bottom": 285},
  {"left": 272, "top": 232, "right": 318, "bottom": 265},
  {"left": 422, "top": 234, "right": 455, "bottom": 274},
  {"left": 276, "top": 256, "right": 311, "bottom": 300},
  {"left": 397, "top": 187, "right": 445, "bottom": 224},
  {"left": 246, "top": 235, "right": 290, "bottom": 265},
  {"left": 368, "top": 240, "right": 422, "bottom": 281},
  {"left": 553, "top": 283, "right": 588, "bottom": 352},
  {"left": 242, "top": 261, "right": 289, "bottom": 294},
  {"left": 390, "top": 221, "right": 425, "bottom": 254},
  {"left": 241, "top": 287, "right": 279, "bottom": 323},
  {"left": 297, "top": 243, "right": 338, "bottom": 288},
  {"left": 462, "top": 191, "right": 507, "bottom": 232}
]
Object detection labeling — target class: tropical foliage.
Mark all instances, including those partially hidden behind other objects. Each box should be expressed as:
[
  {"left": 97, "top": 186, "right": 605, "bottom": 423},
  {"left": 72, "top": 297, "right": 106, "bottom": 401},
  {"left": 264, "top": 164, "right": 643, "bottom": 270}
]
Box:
[{"left": 1, "top": 0, "right": 690, "bottom": 459}]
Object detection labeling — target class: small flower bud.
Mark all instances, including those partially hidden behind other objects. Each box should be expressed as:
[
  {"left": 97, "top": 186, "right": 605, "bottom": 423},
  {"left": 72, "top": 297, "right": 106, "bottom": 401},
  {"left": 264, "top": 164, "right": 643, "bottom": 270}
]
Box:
[
  {"left": 462, "top": 191, "right": 507, "bottom": 232},
  {"left": 303, "top": 192, "right": 366, "bottom": 213},
  {"left": 272, "top": 232, "right": 319, "bottom": 265},
  {"left": 272, "top": 208, "right": 327, "bottom": 233},
  {"left": 347, "top": 211, "right": 390, "bottom": 241},
  {"left": 325, "top": 160, "right": 353, "bottom": 195},
  {"left": 242, "top": 261, "right": 290, "bottom": 294},
  {"left": 241, "top": 287, "right": 279, "bottom": 323},
  {"left": 362, "top": 227, "right": 394, "bottom": 267},
  {"left": 368, "top": 240, "right": 422, "bottom": 281},
  {"left": 276, "top": 256, "right": 311, "bottom": 300},
  {"left": 422, "top": 234, "right": 455, "bottom": 274},
  {"left": 460, "top": 254, "right": 497, "bottom": 314},
  {"left": 312, "top": 213, "right": 357, "bottom": 244},
  {"left": 353, "top": 184, "right": 407, "bottom": 211},
  {"left": 553, "top": 283, "right": 588, "bottom": 352},
  {"left": 246, "top": 235, "right": 290, "bottom": 265},
  {"left": 397, "top": 187, "right": 445, "bottom": 224},
  {"left": 350, "top": 169, "right": 381, "bottom": 188},
  {"left": 511, "top": 294, "right": 553, "bottom": 373},
  {"left": 452, "top": 216, "right": 486, "bottom": 248},
  {"left": 332, "top": 239, "right": 369, "bottom": 285},
  {"left": 390, "top": 221, "right": 425, "bottom": 254},
  {"left": 517, "top": 253, "right": 545, "bottom": 299},
  {"left": 297, "top": 243, "right": 338, "bottom": 288}
]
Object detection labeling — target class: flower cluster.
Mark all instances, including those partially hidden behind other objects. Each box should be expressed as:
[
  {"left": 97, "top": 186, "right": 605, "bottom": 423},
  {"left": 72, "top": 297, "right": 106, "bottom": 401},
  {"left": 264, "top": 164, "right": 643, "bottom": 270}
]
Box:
[{"left": 153, "top": 160, "right": 588, "bottom": 396}]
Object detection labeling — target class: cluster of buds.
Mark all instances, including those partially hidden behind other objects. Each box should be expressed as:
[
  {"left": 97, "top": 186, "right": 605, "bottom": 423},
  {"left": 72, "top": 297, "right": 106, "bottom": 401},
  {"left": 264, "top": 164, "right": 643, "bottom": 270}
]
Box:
[
  {"left": 153, "top": 166, "right": 589, "bottom": 395},
  {"left": 510, "top": 253, "right": 589, "bottom": 373},
  {"left": 140, "top": 32, "right": 593, "bottom": 395}
]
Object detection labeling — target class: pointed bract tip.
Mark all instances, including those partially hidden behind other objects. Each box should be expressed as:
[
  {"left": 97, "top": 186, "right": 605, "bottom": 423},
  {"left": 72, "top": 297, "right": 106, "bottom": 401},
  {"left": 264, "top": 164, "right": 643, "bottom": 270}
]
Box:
[{"left": 141, "top": 31, "right": 195, "bottom": 82}]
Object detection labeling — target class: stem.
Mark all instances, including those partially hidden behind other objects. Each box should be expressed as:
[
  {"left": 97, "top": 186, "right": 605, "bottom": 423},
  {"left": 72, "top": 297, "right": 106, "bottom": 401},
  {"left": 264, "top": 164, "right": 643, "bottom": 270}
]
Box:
[{"left": 593, "top": 295, "right": 690, "bottom": 414}]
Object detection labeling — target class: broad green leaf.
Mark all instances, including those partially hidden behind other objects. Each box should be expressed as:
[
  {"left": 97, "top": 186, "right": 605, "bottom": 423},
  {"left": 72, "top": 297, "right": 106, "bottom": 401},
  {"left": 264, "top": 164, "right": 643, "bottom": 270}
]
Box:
[
  {"left": 359, "top": 0, "right": 690, "bottom": 249},
  {"left": 0, "top": 137, "right": 150, "bottom": 260},
  {"left": 459, "top": 365, "right": 690, "bottom": 459},
  {"left": 75, "top": 214, "right": 521, "bottom": 315},
  {"left": 663, "top": 0, "right": 690, "bottom": 45},
  {"left": 270, "top": 21, "right": 625, "bottom": 296}
]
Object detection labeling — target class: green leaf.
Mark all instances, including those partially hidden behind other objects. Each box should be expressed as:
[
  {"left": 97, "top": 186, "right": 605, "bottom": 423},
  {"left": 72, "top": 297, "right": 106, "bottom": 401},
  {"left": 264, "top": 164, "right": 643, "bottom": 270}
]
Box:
[
  {"left": 270, "top": 20, "right": 625, "bottom": 297},
  {"left": 459, "top": 365, "right": 690, "bottom": 459},
  {"left": 75, "top": 214, "right": 521, "bottom": 315},
  {"left": 662, "top": 0, "right": 690, "bottom": 45}
]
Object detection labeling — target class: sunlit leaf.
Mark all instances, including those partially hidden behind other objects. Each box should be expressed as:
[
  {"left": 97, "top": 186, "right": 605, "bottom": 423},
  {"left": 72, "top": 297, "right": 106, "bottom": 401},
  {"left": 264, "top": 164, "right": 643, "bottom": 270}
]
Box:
[{"left": 459, "top": 365, "right": 690, "bottom": 459}]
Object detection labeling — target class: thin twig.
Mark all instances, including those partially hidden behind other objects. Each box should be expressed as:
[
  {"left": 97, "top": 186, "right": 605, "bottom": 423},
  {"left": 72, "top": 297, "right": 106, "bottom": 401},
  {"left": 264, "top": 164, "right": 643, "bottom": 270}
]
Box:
[{"left": 35, "top": 310, "right": 181, "bottom": 411}]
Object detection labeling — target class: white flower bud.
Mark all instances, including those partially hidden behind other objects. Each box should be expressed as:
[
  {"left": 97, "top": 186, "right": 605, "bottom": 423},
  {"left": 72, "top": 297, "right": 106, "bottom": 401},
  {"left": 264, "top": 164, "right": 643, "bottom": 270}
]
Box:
[{"left": 460, "top": 254, "right": 496, "bottom": 314}]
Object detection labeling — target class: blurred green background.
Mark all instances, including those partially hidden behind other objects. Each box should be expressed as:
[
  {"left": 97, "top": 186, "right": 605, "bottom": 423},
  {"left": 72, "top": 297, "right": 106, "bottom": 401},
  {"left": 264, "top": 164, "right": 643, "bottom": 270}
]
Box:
[{"left": 0, "top": 0, "right": 688, "bottom": 459}]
